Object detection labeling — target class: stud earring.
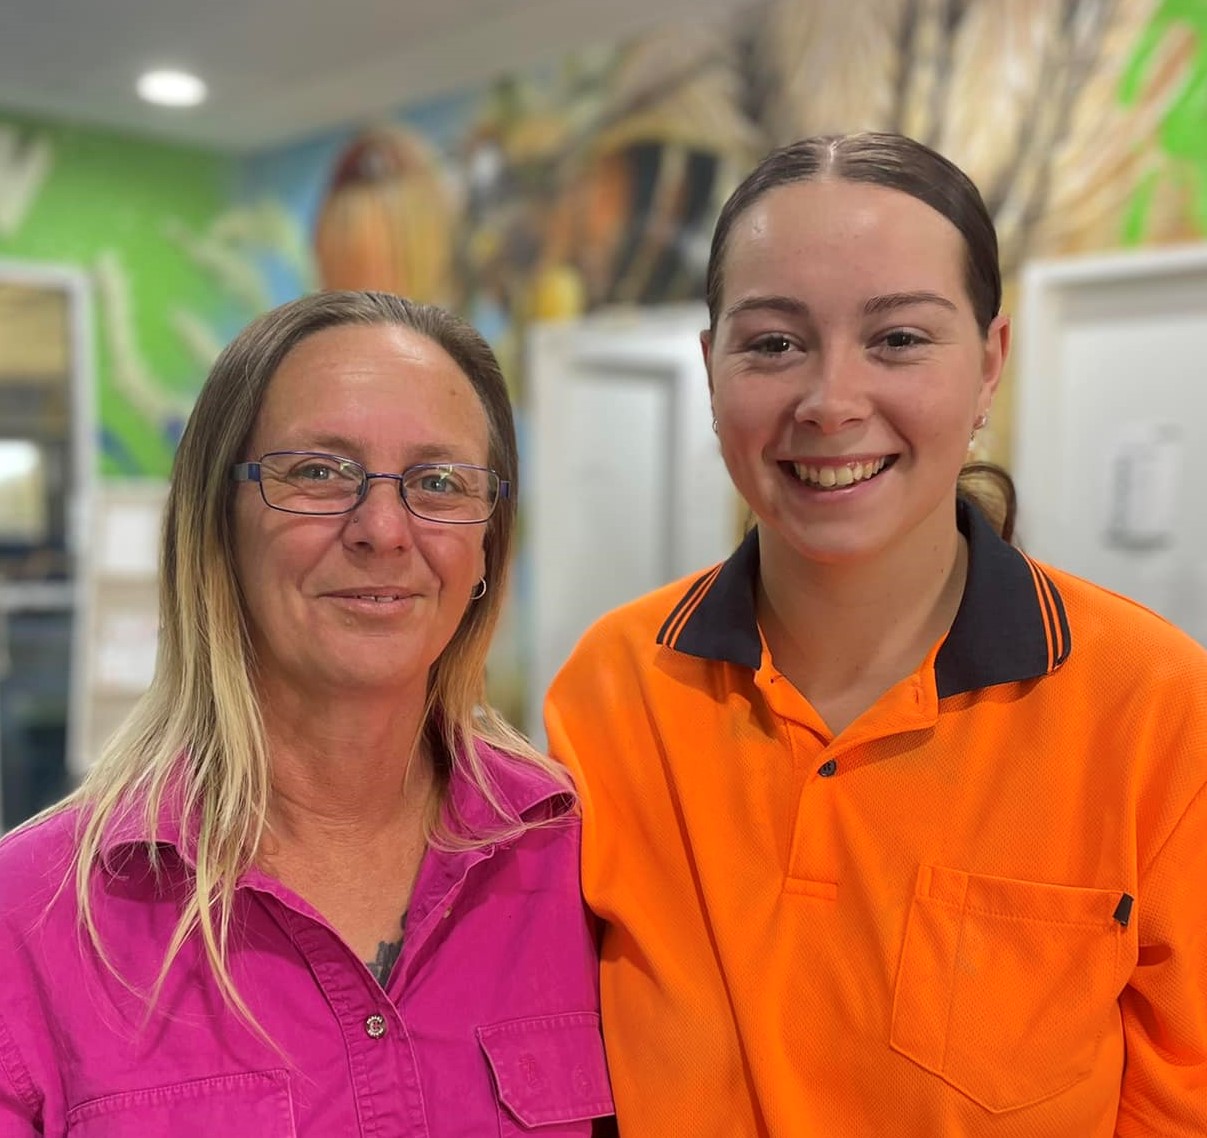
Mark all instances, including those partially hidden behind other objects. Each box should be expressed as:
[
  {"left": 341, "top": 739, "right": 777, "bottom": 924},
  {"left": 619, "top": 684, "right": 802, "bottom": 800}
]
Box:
[
  {"left": 469, "top": 577, "right": 488, "bottom": 601},
  {"left": 711, "top": 417, "right": 718, "bottom": 434}
]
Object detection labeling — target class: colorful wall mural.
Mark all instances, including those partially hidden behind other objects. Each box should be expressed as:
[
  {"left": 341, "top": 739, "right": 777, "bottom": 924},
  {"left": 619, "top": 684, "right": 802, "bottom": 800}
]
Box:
[
  {"left": 5, "top": 1, "right": 1200, "bottom": 478},
  {"left": 0, "top": 113, "right": 306, "bottom": 476},
  {"left": 241, "top": 0, "right": 1206, "bottom": 425}
]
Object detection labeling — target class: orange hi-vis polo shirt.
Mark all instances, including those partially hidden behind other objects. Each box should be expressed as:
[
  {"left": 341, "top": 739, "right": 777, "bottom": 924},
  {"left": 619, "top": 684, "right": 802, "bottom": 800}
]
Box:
[{"left": 546, "top": 501, "right": 1207, "bottom": 1138}]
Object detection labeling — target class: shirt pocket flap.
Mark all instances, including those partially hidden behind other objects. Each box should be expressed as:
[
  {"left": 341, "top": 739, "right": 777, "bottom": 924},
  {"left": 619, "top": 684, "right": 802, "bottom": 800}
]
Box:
[
  {"left": 478, "top": 1012, "right": 613, "bottom": 1127},
  {"left": 66, "top": 1070, "right": 295, "bottom": 1137}
]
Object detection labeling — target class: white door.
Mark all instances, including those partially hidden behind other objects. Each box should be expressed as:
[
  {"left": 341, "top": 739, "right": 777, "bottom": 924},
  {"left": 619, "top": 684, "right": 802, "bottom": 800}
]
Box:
[
  {"left": 1013, "top": 243, "right": 1207, "bottom": 645},
  {"left": 524, "top": 304, "right": 734, "bottom": 742}
]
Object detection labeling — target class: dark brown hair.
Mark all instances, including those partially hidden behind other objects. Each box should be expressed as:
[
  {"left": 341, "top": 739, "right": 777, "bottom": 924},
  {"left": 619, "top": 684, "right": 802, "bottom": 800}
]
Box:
[{"left": 706, "top": 132, "right": 1001, "bottom": 334}]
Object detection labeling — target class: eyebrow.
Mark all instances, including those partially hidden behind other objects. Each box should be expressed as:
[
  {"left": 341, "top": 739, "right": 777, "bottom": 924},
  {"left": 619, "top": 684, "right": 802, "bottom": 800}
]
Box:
[
  {"left": 723, "top": 290, "right": 959, "bottom": 322},
  {"left": 722, "top": 295, "right": 810, "bottom": 321},
  {"left": 294, "top": 433, "right": 364, "bottom": 456},
  {"left": 281, "top": 436, "right": 471, "bottom": 466},
  {"left": 863, "top": 291, "right": 958, "bottom": 316}
]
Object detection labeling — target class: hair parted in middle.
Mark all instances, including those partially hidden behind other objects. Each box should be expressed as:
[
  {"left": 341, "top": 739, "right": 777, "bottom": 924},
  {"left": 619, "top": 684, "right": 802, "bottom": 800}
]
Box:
[{"left": 705, "top": 131, "right": 1002, "bottom": 336}]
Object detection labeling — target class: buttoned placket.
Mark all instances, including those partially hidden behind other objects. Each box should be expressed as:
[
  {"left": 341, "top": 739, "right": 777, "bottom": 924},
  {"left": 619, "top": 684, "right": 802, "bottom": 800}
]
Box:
[
  {"left": 760, "top": 661, "right": 940, "bottom": 893},
  {"left": 242, "top": 839, "right": 501, "bottom": 1137}
]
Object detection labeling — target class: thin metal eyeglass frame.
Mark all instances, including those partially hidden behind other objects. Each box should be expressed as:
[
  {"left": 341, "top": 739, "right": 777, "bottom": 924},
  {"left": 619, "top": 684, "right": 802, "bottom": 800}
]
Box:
[{"left": 230, "top": 450, "right": 509, "bottom": 524}]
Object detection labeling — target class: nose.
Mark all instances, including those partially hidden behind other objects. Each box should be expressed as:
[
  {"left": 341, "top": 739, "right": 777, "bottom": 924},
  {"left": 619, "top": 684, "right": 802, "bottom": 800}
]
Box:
[
  {"left": 342, "top": 476, "right": 416, "bottom": 552},
  {"left": 792, "top": 348, "right": 871, "bottom": 434}
]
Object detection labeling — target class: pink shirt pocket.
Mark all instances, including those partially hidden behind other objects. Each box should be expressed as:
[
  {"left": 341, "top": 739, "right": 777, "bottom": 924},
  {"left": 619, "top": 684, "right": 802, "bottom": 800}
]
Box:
[
  {"left": 64, "top": 1070, "right": 295, "bottom": 1137},
  {"left": 478, "top": 1012, "right": 613, "bottom": 1135}
]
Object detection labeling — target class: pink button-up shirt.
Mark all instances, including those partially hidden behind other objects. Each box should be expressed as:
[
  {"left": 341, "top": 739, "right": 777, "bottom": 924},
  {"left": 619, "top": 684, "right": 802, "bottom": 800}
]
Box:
[{"left": 0, "top": 743, "right": 612, "bottom": 1136}]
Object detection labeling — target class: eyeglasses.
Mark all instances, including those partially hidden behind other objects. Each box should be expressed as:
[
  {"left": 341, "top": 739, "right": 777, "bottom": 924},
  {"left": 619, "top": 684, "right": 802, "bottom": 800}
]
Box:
[{"left": 231, "top": 451, "right": 508, "bottom": 524}]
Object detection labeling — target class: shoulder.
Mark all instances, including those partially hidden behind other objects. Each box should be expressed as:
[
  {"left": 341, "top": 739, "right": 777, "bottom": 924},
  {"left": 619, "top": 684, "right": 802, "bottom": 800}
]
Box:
[
  {"left": 0, "top": 806, "right": 82, "bottom": 930},
  {"left": 558, "top": 566, "right": 721, "bottom": 673},
  {"left": 457, "top": 739, "right": 578, "bottom": 825},
  {"left": 1048, "top": 564, "right": 1207, "bottom": 687}
]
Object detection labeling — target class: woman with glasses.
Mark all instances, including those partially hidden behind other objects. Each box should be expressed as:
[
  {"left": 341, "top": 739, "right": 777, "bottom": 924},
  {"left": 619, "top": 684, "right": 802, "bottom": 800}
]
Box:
[
  {"left": 0, "top": 292, "right": 613, "bottom": 1136},
  {"left": 546, "top": 133, "right": 1207, "bottom": 1136}
]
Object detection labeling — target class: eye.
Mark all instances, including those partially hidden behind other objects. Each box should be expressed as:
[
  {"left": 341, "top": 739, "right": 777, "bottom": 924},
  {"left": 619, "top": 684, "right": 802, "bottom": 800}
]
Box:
[
  {"left": 880, "top": 329, "right": 929, "bottom": 351},
  {"left": 415, "top": 468, "right": 468, "bottom": 495},
  {"left": 285, "top": 457, "right": 348, "bottom": 482},
  {"left": 749, "top": 333, "right": 796, "bottom": 356},
  {"left": 294, "top": 462, "right": 334, "bottom": 481}
]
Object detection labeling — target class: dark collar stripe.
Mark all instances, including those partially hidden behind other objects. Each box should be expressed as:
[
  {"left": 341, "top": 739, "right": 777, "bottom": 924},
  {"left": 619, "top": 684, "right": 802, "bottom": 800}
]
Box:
[
  {"left": 665, "top": 565, "right": 723, "bottom": 648},
  {"left": 657, "top": 563, "right": 723, "bottom": 649},
  {"left": 661, "top": 529, "right": 761, "bottom": 668},
  {"left": 1048, "top": 571, "right": 1071, "bottom": 666},
  {"left": 657, "top": 499, "right": 1072, "bottom": 697},
  {"left": 1023, "top": 552, "right": 1071, "bottom": 673},
  {"left": 1021, "top": 555, "right": 1055, "bottom": 671}
]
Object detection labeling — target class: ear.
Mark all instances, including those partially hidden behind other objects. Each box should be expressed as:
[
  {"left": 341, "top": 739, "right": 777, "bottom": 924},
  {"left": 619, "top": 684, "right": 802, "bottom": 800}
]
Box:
[
  {"left": 977, "top": 313, "right": 1010, "bottom": 416},
  {"left": 700, "top": 329, "right": 714, "bottom": 396},
  {"left": 475, "top": 534, "right": 488, "bottom": 585}
]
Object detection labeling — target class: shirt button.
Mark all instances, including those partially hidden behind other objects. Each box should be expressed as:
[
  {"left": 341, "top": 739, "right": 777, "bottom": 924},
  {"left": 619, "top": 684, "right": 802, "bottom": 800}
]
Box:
[
  {"left": 364, "top": 1013, "right": 388, "bottom": 1039},
  {"left": 817, "top": 759, "right": 837, "bottom": 778}
]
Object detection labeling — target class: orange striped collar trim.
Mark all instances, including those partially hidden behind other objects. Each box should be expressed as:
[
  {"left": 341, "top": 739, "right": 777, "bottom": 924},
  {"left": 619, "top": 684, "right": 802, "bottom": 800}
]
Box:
[{"left": 656, "top": 499, "right": 1071, "bottom": 697}]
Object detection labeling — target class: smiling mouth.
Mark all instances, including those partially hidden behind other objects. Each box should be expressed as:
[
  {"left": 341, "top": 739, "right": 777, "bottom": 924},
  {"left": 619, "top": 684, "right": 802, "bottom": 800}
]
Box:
[
  {"left": 330, "top": 592, "right": 408, "bottom": 603},
  {"left": 784, "top": 455, "right": 897, "bottom": 490}
]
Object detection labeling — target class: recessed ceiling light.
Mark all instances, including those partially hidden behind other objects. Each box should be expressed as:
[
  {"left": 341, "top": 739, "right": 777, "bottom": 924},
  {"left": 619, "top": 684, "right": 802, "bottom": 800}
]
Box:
[{"left": 137, "top": 69, "right": 208, "bottom": 108}]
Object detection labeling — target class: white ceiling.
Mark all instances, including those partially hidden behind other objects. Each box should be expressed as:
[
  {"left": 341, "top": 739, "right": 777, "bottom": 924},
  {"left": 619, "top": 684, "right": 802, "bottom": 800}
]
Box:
[{"left": 0, "top": 0, "right": 752, "bottom": 153}]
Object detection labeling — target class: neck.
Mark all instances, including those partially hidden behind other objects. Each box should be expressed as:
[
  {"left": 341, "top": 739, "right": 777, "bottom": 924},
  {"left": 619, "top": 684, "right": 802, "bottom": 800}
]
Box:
[
  {"left": 258, "top": 681, "right": 436, "bottom": 843},
  {"left": 756, "top": 501, "right": 968, "bottom": 718}
]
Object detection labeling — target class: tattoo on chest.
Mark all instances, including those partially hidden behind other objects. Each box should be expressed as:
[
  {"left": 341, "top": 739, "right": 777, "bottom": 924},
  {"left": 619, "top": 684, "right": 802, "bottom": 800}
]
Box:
[{"left": 365, "top": 910, "right": 407, "bottom": 985}]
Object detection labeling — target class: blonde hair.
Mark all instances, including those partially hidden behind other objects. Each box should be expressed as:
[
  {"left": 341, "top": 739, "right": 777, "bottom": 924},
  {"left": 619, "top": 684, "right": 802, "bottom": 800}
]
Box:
[{"left": 61, "top": 291, "right": 565, "bottom": 1019}]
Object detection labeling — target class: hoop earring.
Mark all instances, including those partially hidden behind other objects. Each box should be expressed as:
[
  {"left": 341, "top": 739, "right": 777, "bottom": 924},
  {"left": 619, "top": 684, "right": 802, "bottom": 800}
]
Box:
[
  {"left": 711, "top": 417, "right": 718, "bottom": 434},
  {"left": 469, "top": 577, "right": 488, "bottom": 601}
]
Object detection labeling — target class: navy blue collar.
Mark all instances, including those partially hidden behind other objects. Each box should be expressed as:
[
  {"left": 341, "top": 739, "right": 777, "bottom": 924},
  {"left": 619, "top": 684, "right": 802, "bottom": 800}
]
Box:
[{"left": 656, "top": 499, "right": 1070, "bottom": 697}]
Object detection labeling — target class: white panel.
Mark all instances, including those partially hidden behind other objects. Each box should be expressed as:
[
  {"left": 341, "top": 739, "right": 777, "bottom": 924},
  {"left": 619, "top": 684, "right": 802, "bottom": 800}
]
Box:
[
  {"left": 525, "top": 304, "right": 733, "bottom": 741},
  {"left": 541, "top": 368, "right": 671, "bottom": 683},
  {"left": 1014, "top": 244, "right": 1207, "bottom": 644}
]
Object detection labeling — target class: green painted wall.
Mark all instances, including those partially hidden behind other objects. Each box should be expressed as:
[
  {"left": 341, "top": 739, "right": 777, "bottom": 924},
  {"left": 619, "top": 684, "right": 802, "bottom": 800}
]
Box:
[{"left": 0, "top": 112, "right": 238, "bottom": 476}]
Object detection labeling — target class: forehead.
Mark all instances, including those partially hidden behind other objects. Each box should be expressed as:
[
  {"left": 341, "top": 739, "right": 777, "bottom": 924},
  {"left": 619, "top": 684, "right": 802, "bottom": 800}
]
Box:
[
  {"left": 252, "top": 322, "right": 490, "bottom": 456},
  {"left": 721, "top": 178, "right": 968, "bottom": 303}
]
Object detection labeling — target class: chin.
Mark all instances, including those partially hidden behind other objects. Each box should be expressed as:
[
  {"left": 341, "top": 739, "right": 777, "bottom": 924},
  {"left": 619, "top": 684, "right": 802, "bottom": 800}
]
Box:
[{"left": 767, "top": 513, "right": 905, "bottom": 568}]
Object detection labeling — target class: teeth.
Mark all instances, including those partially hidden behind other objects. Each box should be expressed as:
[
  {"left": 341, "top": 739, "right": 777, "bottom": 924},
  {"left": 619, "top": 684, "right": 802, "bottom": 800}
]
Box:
[{"left": 792, "top": 457, "right": 887, "bottom": 489}]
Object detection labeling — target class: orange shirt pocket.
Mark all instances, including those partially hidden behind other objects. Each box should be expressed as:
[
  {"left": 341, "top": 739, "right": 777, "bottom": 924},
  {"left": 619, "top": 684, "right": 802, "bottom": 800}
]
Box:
[{"left": 890, "top": 865, "right": 1126, "bottom": 1113}]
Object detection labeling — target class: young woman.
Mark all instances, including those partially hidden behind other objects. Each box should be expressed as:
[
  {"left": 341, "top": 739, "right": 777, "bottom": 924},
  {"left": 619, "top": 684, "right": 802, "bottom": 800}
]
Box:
[
  {"left": 0, "top": 292, "right": 613, "bottom": 1136},
  {"left": 546, "top": 134, "right": 1206, "bottom": 1137}
]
